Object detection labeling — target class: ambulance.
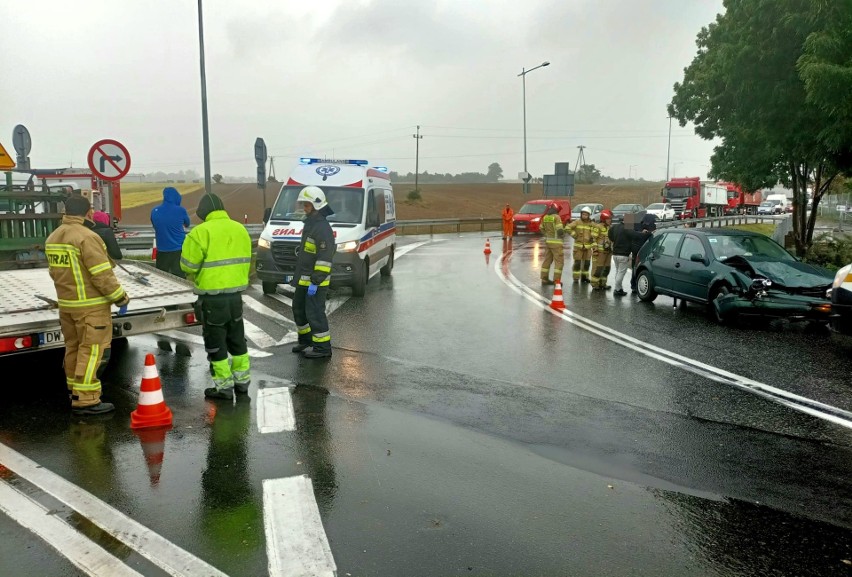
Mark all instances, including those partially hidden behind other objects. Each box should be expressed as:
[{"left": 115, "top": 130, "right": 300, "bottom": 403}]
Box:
[{"left": 256, "top": 158, "right": 396, "bottom": 297}]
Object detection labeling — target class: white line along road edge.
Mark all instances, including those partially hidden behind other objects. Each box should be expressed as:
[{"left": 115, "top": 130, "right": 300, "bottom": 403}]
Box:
[
  {"left": 0, "top": 442, "right": 229, "bottom": 577},
  {"left": 0, "top": 479, "right": 144, "bottom": 577},
  {"left": 495, "top": 249, "right": 852, "bottom": 430},
  {"left": 263, "top": 476, "right": 336, "bottom": 577}
]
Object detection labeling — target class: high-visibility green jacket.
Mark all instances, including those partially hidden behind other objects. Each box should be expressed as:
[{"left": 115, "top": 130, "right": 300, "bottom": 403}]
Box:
[
  {"left": 45, "top": 215, "right": 127, "bottom": 310},
  {"left": 296, "top": 211, "right": 336, "bottom": 287},
  {"left": 567, "top": 219, "right": 599, "bottom": 248},
  {"left": 180, "top": 211, "right": 252, "bottom": 295},
  {"left": 540, "top": 213, "right": 564, "bottom": 245}
]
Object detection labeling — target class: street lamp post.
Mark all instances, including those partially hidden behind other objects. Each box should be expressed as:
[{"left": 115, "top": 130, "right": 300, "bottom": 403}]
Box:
[
  {"left": 519, "top": 61, "right": 550, "bottom": 195},
  {"left": 665, "top": 115, "right": 672, "bottom": 182},
  {"left": 197, "top": 0, "right": 212, "bottom": 195}
]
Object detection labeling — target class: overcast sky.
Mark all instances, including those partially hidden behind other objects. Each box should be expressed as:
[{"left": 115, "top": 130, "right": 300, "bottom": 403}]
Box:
[{"left": 1, "top": 0, "right": 724, "bottom": 182}]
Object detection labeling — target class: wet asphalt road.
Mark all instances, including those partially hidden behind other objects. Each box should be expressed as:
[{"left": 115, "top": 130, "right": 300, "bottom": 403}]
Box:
[{"left": 1, "top": 233, "right": 852, "bottom": 576}]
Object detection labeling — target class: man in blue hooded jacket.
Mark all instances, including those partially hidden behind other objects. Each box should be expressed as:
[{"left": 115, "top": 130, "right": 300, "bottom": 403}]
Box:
[{"left": 151, "top": 186, "right": 191, "bottom": 277}]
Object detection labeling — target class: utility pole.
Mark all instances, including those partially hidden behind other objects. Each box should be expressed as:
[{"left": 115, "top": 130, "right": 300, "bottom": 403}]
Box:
[
  {"left": 413, "top": 125, "right": 423, "bottom": 192},
  {"left": 268, "top": 156, "right": 276, "bottom": 181},
  {"left": 197, "top": 0, "right": 212, "bottom": 196},
  {"left": 666, "top": 115, "right": 672, "bottom": 182}
]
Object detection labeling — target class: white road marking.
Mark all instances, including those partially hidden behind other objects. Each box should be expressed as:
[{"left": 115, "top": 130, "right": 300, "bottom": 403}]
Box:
[
  {"left": 277, "top": 331, "right": 299, "bottom": 346},
  {"left": 242, "top": 319, "right": 279, "bottom": 349},
  {"left": 158, "top": 331, "right": 272, "bottom": 358},
  {"left": 242, "top": 295, "right": 296, "bottom": 327},
  {"left": 396, "top": 239, "right": 438, "bottom": 259},
  {"left": 257, "top": 387, "right": 296, "bottom": 433},
  {"left": 0, "top": 443, "right": 229, "bottom": 577},
  {"left": 266, "top": 292, "right": 293, "bottom": 308},
  {"left": 0, "top": 479, "right": 143, "bottom": 577},
  {"left": 495, "top": 250, "right": 852, "bottom": 430},
  {"left": 325, "top": 295, "right": 349, "bottom": 315},
  {"left": 263, "top": 476, "right": 336, "bottom": 577}
]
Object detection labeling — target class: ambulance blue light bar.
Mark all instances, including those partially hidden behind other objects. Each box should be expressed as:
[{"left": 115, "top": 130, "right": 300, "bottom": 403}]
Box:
[{"left": 299, "top": 157, "right": 369, "bottom": 166}]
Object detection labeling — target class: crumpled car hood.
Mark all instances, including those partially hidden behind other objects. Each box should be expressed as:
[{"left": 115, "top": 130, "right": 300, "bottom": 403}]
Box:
[{"left": 726, "top": 256, "right": 832, "bottom": 289}]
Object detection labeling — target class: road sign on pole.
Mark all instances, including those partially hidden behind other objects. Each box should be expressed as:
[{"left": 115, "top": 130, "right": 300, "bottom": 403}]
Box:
[
  {"left": 87, "top": 139, "right": 131, "bottom": 182},
  {"left": 12, "top": 125, "right": 31, "bottom": 170},
  {"left": 255, "top": 138, "right": 268, "bottom": 213},
  {"left": 0, "top": 141, "right": 15, "bottom": 170}
]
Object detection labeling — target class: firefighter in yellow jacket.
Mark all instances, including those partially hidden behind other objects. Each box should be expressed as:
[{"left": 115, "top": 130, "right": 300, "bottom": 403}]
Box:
[
  {"left": 46, "top": 195, "right": 129, "bottom": 415},
  {"left": 539, "top": 204, "right": 565, "bottom": 285},
  {"left": 590, "top": 209, "right": 614, "bottom": 290},
  {"left": 566, "top": 207, "right": 598, "bottom": 283}
]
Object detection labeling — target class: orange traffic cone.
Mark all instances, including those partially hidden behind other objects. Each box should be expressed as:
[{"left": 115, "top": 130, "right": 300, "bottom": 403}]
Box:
[
  {"left": 134, "top": 426, "right": 170, "bottom": 486},
  {"left": 550, "top": 282, "right": 566, "bottom": 311},
  {"left": 151, "top": 237, "right": 158, "bottom": 261},
  {"left": 130, "top": 354, "right": 173, "bottom": 430},
  {"left": 483, "top": 238, "right": 492, "bottom": 255}
]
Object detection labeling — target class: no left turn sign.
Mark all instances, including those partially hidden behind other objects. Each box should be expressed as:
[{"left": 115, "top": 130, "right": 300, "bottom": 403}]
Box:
[{"left": 87, "top": 139, "right": 131, "bottom": 181}]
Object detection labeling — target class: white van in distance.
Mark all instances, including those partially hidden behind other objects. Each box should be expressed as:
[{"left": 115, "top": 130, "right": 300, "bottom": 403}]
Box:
[{"left": 256, "top": 158, "right": 396, "bottom": 297}]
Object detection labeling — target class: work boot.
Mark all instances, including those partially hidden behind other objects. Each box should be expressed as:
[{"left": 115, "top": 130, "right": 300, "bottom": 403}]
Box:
[
  {"left": 72, "top": 402, "right": 115, "bottom": 416},
  {"left": 204, "top": 386, "right": 234, "bottom": 400},
  {"left": 292, "top": 343, "right": 310, "bottom": 353},
  {"left": 541, "top": 278, "right": 554, "bottom": 286},
  {"left": 303, "top": 348, "right": 332, "bottom": 359},
  {"left": 614, "top": 289, "right": 627, "bottom": 297},
  {"left": 235, "top": 382, "right": 250, "bottom": 395},
  {"left": 581, "top": 276, "right": 590, "bottom": 284}
]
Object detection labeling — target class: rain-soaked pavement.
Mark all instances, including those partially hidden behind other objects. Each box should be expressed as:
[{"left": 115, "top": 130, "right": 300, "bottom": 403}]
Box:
[{"left": 2, "top": 233, "right": 852, "bottom": 576}]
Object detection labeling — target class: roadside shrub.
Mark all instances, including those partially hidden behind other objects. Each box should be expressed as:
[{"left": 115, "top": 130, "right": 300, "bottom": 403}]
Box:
[
  {"left": 805, "top": 233, "right": 852, "bottom": 271},
  {"left": 407, "top": 188, "right": 422, "bottom": 201}
]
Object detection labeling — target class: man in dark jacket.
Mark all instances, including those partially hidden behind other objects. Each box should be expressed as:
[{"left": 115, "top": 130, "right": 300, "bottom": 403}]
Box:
[
  {"left": 151, "top": 187, "right": 190, "bottom": 277},
  {"left": 87, "top": 210, "right": 122, "bottom": 261},
  {"left": 629, "top": 213, "right": 657, "bottom": 293},
  {"left": 291, "top": 186, "right": 336, "bottom": 359},
  {"left": 608, "top": 220, "right": 650, "bottom": 296}
]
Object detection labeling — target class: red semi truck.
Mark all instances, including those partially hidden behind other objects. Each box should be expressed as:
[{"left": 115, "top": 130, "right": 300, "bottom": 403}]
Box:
[
  {"left": 661, "top": 177, "right": 728, "bottom": 220},
  {"left": 718, "top": 181, "right": 762, "bottom": 215}
]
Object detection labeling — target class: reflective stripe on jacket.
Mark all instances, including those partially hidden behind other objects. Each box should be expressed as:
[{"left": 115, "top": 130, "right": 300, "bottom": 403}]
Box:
[
  {"left": 296, "top": 211, "right": 336, "bottom": 287},
  {"left": 180, "top": 210, "right": 252, "bottom": 295},
  {"left": 539, "top": 214, "right": 564, "bottom": 244},
  {"left": 595, "top": 223, "right": 612, "bottom": 253},
  {"left": 567, "top": 220, "right": 598, "bottom": 248},
  {"left": 45, "top": 216, "right": 126, "bottom": 310}
]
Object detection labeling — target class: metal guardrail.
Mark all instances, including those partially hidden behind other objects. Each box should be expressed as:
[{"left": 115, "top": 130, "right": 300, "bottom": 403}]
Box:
[{"left": 116, "top": 215, "right": 791, "bottom": 250}]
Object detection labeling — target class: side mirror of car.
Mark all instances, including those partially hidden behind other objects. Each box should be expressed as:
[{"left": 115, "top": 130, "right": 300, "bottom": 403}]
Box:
[
  {"left": 690, "top": 253, "right": 707, "bottom": 264},
  {"left": 263, "top": 207, "right": 272, "bottom": 223}
]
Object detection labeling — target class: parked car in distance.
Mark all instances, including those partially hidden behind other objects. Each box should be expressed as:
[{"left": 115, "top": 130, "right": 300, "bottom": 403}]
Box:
[
  {"left": 645, "top": 202, "right": 676, "bottom": 221},
  {"left": 634, "top": 228, "right": 834, "bottom": 326},
  {"left": 757, "top": 200, "right": 782, "bottom": 215},
  {"left": 570, "top": 203, "right": 604, "bottom": 222},
  {"left": 611, "top": 203, "right": 645, "bottom": 224},
  {"left": 512, "top": 199, "right": 572, "bottom": 234},
  {"left": 830, "top": 263, "right": 852, "bottom": 335}
]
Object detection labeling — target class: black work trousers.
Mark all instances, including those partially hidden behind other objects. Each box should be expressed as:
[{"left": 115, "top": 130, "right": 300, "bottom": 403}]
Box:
[
  {"left": 156, "top": 250, "right": 185, "bottom": 278},
  {"left": 196, "top": 294, "right": 249, "bottom": 364},
  {"left": 292, "top": 285, "right": 331, "bottom": 353}
]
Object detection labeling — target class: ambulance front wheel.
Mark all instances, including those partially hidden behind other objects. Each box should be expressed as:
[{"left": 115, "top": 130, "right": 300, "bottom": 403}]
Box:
[
  {"left": 352, "top": 258, "right": 368, "bottom": 297},
  {"left": 262, "top": 281, "right": 278, "bottom": 295}
]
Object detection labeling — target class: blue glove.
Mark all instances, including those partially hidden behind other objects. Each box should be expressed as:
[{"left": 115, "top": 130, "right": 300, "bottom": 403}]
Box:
[
  {"left": 307, "top": 284, "right": 318, "bottom": 297},
  {"left": 118, "top": 305, "right": 128, "bottom": 315}
]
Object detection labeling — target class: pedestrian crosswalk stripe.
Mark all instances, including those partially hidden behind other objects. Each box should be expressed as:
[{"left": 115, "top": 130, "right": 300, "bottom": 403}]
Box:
[
  {"left": 243, "top": 319, "right": 278, "bottom": 349},
  {"left": 242, "top": 295, "right": 296, "bottom": 327},
  {"left": 158, "top": 331, "right": 272, "bottom": 357}
]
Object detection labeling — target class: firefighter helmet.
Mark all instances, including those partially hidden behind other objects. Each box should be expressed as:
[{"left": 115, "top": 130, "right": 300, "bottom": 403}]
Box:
[
  {"left": 600, "top": 209, "right": 613, "bottom": 221},
  {"left": 580, "top": 206, "right": 592, "bottom": 215},
  {"left": 297, "top": 186, "right": 328, "bottom": 210}
]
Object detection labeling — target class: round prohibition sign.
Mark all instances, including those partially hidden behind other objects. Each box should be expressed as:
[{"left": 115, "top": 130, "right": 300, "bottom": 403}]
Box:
[{"left": 87, "top": 139, "right": 131, "bottom": 181}]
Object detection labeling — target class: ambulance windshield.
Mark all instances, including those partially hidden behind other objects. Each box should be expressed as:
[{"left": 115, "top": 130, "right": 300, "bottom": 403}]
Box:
[{"left": 270, "top": 186, "right": 365, "bottom": 224}]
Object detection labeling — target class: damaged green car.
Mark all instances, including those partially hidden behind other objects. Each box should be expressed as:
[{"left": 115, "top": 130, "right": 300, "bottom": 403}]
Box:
[{"left": 635, "top": 228, "right": 835, "bottom": 325}]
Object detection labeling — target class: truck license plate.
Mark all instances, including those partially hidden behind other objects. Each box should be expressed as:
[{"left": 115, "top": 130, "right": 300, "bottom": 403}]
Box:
[{"left": 39, "top": 330, "right": 65, "bottom": 346}]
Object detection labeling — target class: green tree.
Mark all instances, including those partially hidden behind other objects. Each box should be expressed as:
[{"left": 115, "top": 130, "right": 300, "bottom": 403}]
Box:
[
  {"left": 212, "top": 174, "right": 223, "bottom": 184},
  {"left": 575, "top": 164, "right": 601, "bottom": 184},
  {"left": 669, "top": 0, "right": 852, "bottom": 255},
  {"left": 486, "top": 162, "right": 503, "bottom": 182}
]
